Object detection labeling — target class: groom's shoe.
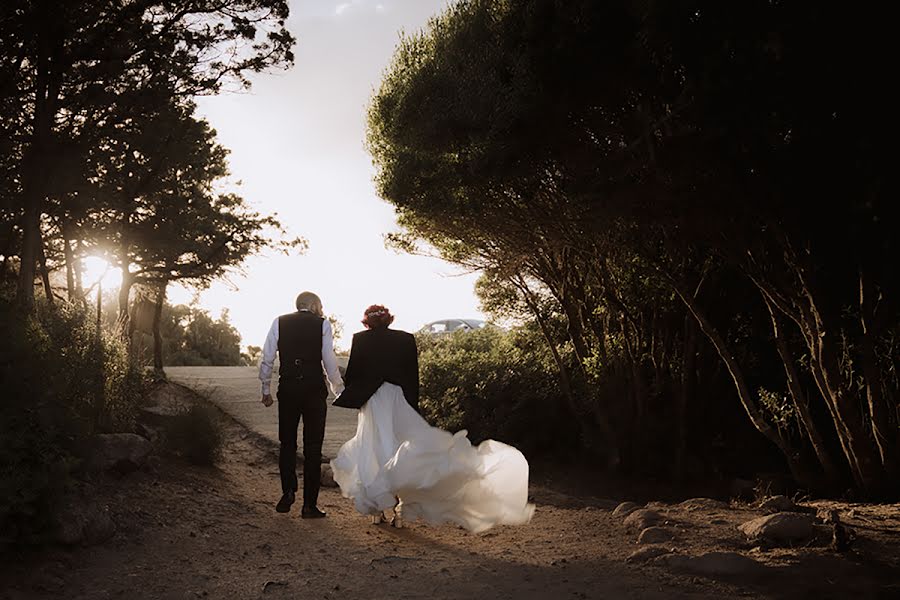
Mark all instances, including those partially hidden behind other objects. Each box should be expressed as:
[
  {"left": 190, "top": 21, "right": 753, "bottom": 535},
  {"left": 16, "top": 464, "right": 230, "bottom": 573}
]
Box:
[
  {"left": 300, "top": 505, "right": 327, "bottom": 519},
  {"left": 275, "top": 491, "right": 295, "bottom": 513}
]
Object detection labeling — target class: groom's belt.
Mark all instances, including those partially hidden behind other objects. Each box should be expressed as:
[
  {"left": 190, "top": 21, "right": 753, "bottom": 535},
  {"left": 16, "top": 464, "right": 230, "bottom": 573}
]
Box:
[{"left": 279, "top": 358, "right": 323, "bottom": 380}]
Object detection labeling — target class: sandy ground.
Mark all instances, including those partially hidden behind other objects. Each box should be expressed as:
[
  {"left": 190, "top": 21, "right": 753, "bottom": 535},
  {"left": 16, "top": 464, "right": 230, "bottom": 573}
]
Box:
[{"left": 2, "top": 383, "right": 899, "bottom": 600}]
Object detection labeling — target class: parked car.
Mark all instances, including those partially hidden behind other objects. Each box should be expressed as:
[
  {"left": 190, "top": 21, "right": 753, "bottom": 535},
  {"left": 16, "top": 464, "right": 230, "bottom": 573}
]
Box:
[{"left": 418, "top": 318, "right": 488, "bottom": 335}]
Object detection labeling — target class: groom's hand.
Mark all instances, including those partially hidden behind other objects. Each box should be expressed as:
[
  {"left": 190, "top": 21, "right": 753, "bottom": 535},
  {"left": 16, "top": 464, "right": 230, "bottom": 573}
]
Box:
[{"left": 261, "top": 394, "right": 273, "bottom": 407}]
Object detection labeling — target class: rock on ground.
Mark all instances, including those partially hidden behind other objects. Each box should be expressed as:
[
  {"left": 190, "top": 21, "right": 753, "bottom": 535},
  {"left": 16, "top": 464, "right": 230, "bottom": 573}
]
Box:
[
  {"left": 758, "top": 495, "right": 806, "bottom": 514},
  {"left": 626, "top": 545, "right": 673, "bottom": 563},
  {"left": 638, "top": 526, "right": 675, "bottom": 544},
  {"left": 654, "top": 552, "right": 764, "bottom": 577},
  {"left": 612, "top": 502, "right": 640, "bottom": 517},
  {"left": 678, "top": 498, "right": 729, "bottom": 511},
  {"left": 624, "top": 509, "right": 663, "bottom": 530},
  {"left": 87, "top": 433, "right": 153, "bottom": 474},
  {"left": 738, "top": 512, "right": 820, "bottom": 545}
]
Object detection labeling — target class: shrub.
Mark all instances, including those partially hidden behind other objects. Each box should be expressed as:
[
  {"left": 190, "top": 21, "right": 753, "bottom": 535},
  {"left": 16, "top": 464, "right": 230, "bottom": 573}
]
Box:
[
  {"left": 164, "top": 404, "right": 223, "bottom": 466},
  {"left": 0, "top": 295, "right": 147, "bottom": 548},
  {"left": 417, "top": 325, "right": 573, "bottom": 456}
]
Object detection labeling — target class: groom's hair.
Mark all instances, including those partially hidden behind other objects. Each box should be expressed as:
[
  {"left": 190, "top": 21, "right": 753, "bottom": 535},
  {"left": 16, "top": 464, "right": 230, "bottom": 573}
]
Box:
[{"left": 295, "top": 291, "right": 324, "bottom": 316}]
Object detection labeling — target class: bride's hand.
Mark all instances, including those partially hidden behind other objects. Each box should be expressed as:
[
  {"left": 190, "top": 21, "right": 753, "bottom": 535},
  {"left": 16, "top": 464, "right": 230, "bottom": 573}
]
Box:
[{"left": 261, "top": 394, "right": 273, "bottom": 407}]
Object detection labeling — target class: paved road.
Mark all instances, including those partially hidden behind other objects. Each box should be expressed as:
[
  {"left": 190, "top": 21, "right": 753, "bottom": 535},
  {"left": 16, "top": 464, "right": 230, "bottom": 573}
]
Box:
[{"left": 165, "top": 363, "right": 357, "bottom": 459}]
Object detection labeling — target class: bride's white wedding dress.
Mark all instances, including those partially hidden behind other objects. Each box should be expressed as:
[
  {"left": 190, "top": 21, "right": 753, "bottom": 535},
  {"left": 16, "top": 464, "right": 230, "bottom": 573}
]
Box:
[{"left": 330, "top": 383, "right": 535, "bottom": 533}]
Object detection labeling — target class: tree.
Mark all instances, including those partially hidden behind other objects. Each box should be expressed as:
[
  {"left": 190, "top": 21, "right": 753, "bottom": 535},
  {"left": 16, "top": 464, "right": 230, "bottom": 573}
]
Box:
[
  {"left": 2, "top": 0, "right": 294, "bottom": 309},
  {"left": 367, "top": 0, "right": 898, "bottom": 496},
  {"left": 133, "top": 301, "right": 244, "bottom": 366}
]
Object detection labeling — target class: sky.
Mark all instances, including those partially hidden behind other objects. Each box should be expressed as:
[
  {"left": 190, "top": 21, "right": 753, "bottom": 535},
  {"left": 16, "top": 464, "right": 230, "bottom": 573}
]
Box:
[{"left": 165, "top": 0, "right": 484, "bottom": 350}]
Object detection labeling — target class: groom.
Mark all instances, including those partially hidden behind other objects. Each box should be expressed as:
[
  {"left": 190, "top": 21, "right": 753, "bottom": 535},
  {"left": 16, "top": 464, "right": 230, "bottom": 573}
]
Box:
[{"left": 259, "top": 291, "right": 344, "bottom": 518}]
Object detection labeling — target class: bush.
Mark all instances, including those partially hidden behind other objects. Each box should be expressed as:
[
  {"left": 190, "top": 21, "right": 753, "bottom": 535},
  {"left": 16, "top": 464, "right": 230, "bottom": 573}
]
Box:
[
  {"left": 164, "top": 404, "right": 223, "bottom": 466},
  {"left": 0, "top": 295, "right": 147, "bottom": 548},
  {"left": 417, "top": 325, "right": 574, "bottom": 456}
]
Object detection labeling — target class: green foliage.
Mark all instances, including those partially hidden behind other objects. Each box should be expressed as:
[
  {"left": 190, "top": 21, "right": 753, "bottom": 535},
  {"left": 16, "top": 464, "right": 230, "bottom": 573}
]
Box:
[
  {"left": 417, "top": 326, "right": 572, "bottom": 455},
  {"left": 0, "top": 295, "right": 146, "bottom": 547},
  {"left": 132, "top": 302, "right": 244, "bottom": 366},
  {"left": 164, "top": 405, "right": 223, "bottom": 467},
  {"left": 242, "top": 345, "right": 262, "bottom": 367},
  {"left": 758, "top": 388, "right": 796, "bottom": 432}
]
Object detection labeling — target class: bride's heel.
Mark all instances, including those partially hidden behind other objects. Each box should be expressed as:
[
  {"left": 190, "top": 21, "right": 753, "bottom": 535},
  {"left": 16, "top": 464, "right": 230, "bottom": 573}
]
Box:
[
  {"left": 392, "top": 503, "right": 403, "bottom": 529},
  {"left": 371, "top": 513, "right": 383, "bottom": 525}
]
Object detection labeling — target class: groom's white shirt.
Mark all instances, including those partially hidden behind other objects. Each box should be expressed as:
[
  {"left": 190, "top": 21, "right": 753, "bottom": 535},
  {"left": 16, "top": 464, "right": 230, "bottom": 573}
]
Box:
[{"left": 259, "top": 310, "right": 345, "bottom": 397}]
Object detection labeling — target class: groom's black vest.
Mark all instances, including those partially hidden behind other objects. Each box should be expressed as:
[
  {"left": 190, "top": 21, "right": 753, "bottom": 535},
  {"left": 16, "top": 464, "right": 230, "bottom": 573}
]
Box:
[{"left": 277, "top": 311, "right": 324, "bottom": 383}]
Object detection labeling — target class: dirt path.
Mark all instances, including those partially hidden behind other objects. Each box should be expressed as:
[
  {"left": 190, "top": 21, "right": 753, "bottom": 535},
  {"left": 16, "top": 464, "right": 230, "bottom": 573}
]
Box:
[
  {"left": 164, "top": 366, "right": 357, "bottom": 460},
  {"left": 3, "top": 385, "right": 898, "bottom": 600}
]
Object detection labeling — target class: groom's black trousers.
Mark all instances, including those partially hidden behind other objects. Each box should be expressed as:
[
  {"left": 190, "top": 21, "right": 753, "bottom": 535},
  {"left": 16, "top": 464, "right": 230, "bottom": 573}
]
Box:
[{"left": 276, "top": 376, "right": 327, "bottom": 506}]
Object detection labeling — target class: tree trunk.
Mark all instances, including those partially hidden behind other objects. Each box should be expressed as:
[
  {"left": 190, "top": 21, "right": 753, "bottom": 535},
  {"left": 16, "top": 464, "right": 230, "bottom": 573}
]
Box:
[
  {"left": 671, "top": 279, "right": 811, "bottom": 484},
  {"left": 771, "top": 242, "right": 889, "bottom": 496},
  {"left": 73, "top": 239, "right": 84, "bottom": 299},
  {"left": 153, "top": 284, "right": 166, "bottom": 370},
  {"left": 37, "top": 234, "right": 53, "bottom": 304},
  {"left": 515, "top": 275, "right": 621, "bottom": 469},
  {"left": 763, "top": 293, "right": 842, "bottom": 488},
  {"left": 117, "top": 269, "right": 135, "bottom": 339},
  {"left": 811, "top": 313, "right": 886, "bottom": 497},
  {"left": 675, "top": 314, "right": 698, "bottom": 480},
  {"left": 63, "top": 225, "right": 76, "bottom": 301},
  {"left": 16, "top": 7, "right": 54, "bottom": 312},
  {"left": 17, "top": 182, "right": 41, "bottom": 311},
  {"left": 621, "top": 315, "right": 646, "bottom": 470},
  {"left": 96, "top": 280, "right": 102, "bottom": 334},
  {"left": 859, "top": 270, "right": 898, "bottom": 480}
]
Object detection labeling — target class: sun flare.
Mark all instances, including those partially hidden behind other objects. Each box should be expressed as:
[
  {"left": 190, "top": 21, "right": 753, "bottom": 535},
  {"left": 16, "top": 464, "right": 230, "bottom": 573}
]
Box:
[{"left": 81, "top": 256, "right": 123, "bottom": 290}]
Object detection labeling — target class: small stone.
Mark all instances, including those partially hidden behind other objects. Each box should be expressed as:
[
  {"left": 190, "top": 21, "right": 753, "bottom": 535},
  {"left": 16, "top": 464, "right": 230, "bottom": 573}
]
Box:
[
  {"left": 626, "top": 546, "right": 673, "bottom": 563},
  {"left": 638, "top": 526, "right": 675, "bottom": 544},
  {"left": 613, "top": 502, "right": 640, "bottom": 517},
  {"left": 624, "top": 509, "right": 663, "bottom": 531}
]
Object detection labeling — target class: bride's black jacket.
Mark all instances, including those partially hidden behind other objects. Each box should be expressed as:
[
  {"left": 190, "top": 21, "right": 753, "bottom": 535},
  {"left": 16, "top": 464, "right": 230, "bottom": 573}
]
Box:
[{"left": 335, "top": 327, "right": 419, "bottom": 411}]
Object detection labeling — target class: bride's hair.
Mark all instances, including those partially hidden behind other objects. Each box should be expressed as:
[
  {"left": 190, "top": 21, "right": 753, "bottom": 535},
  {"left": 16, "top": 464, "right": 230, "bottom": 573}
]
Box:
[
  {"left": 295, "top": 291, "right": 324, "bottom": 316},
  {"left": 362, "top": 304, "right": 394, "bottom": 329}
]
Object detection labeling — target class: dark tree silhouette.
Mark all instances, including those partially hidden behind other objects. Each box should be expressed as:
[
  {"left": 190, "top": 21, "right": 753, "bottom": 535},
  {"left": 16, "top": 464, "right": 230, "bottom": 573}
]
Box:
[
  {"left": 367, "top": 0, "right": 897, "bottom": 497},
  {"left": 1, "top": 0, "right": 294, "bottom": 309}
]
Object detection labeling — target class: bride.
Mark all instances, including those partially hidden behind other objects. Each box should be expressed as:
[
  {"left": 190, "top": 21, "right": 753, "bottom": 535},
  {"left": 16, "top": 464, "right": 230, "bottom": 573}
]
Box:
[{"left": 330, "top": 305, "right": 535, "bottom": 533}]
